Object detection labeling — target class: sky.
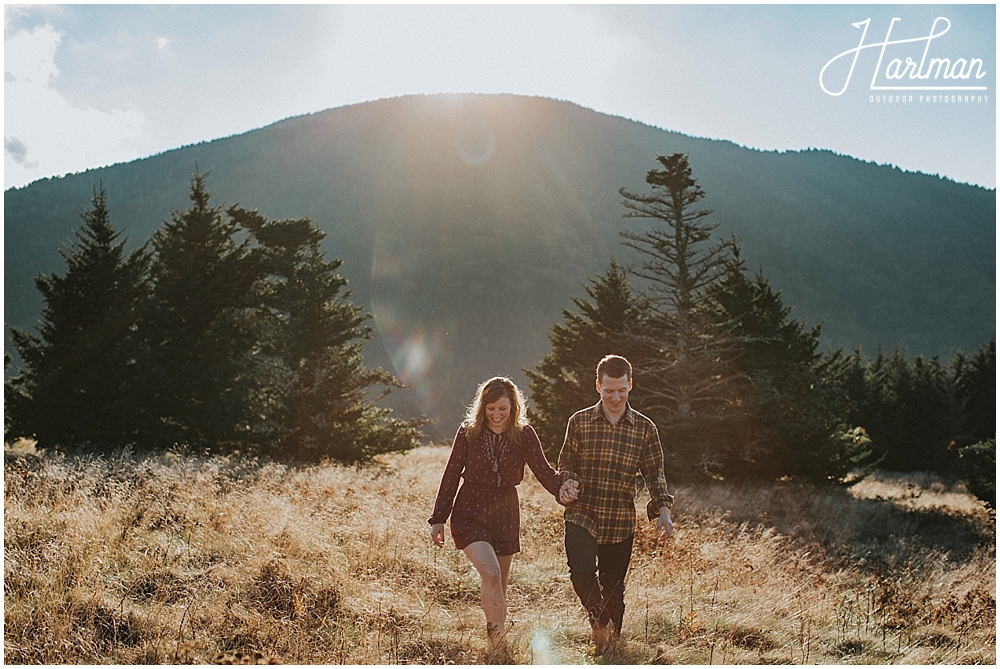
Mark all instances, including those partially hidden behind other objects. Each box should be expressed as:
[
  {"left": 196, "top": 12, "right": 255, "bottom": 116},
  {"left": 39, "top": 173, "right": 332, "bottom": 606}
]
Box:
[{"left": 3, "top": 3, "right": 996, "bottom": 191}]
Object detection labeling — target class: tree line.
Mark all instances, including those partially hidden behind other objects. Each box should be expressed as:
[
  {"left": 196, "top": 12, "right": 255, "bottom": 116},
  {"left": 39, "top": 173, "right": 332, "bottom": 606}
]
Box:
[
  {"left": 525, "top": 154, "right": 994, "bottom": 507},
  {"left": 4, "top": 159, "right": 994, "bottom": 508},
  {"left": 5, "top": 173, "right": 426, "bottom": 462}
]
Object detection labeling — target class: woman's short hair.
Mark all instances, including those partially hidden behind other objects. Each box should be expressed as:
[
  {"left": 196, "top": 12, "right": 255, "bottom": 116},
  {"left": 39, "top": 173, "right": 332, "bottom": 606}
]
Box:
[
  {"left": 596, "top": 354, "right": 632, "bottom": 383},
  {"left": 463, "top": 376, "right": 529, "bottom": 445}
]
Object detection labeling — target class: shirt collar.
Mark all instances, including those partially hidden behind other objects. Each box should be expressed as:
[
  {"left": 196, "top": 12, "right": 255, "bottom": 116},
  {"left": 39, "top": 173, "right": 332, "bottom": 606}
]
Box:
[{"left": 588, "top": 400, "right": 635, "bottom": 425}]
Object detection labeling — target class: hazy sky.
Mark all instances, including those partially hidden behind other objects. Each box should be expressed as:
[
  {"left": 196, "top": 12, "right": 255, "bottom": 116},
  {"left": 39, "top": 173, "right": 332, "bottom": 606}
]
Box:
[{"left": 4, "top": 3, "right": 996, "bottom": 190}]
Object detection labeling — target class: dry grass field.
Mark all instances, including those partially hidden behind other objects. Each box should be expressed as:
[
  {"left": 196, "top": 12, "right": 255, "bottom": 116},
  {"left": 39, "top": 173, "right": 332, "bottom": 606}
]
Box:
[{"left": 4, "top": 440, "right": 995, "bottom": 664}]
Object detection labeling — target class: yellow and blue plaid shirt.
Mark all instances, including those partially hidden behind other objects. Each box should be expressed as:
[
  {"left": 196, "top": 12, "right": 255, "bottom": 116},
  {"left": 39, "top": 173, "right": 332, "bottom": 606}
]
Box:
[{"left": 558, "top": 401, "right": 673, "bottom": 544}]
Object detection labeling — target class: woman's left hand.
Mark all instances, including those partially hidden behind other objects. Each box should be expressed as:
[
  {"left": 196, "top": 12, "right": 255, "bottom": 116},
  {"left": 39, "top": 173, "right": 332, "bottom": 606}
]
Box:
[
  {"left": 559, "top": 479, "right": 580, "bottom": 505},
  {"left": 430, "top": 523, "right": 446, "bottom": 547}
]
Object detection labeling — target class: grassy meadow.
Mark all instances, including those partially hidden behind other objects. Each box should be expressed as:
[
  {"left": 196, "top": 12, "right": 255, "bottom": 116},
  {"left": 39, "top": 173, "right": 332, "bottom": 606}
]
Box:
[{"left": 4, "top": 440, "right": 995, "bottom": 664}]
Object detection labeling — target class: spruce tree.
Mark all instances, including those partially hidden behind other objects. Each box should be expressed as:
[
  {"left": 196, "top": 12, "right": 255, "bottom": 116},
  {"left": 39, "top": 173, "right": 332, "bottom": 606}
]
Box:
[
  {"left": 844, "top": 348, "right": 956, "bottom": 473},
  {"left": 618, "top": 154, "right": 740, "bottom": 424},
  {"left": 135, "top": 173, "right": 263, "bottom": 450},
  {"left": 601, "top": 153, "right": 869, "bottom": 481},
  {"left": 615, "top": 154, "right": 752, "bottom": 478},
  {"left": 708, "top": 250, "right": 870, "bottom": 481},
  {"left": 230, "top": 206, "right": 426, "bottom": 462},
  {"left": 5, "top": 187, "right": 150, "bottom": 450},
  {"left": 947, "top": 339, "right": 993, "bottom": 506},
  {"left": 524, "top": 259, "right": 650, "bottom": 459},
  {"left": 955, "top": 439, "right": 995, "bottom": 509},
  {"left": 954, "top": 338, "right": 995, "bottom": 442}
]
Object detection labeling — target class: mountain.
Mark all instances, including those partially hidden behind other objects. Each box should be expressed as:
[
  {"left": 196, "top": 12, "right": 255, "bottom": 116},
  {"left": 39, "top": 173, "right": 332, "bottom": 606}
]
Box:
[{"left": 5, "top": 93, "right": 995, "bottom": 440}]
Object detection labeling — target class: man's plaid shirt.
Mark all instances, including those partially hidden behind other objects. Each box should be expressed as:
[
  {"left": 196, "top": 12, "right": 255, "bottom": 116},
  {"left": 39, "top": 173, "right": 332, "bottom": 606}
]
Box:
[{"left": 557, "top": 401, "right": 673, "bottom": 544}]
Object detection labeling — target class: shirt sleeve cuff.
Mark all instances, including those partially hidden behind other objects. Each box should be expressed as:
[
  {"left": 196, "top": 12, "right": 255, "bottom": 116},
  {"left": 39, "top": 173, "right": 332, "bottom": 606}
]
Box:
[{"left": 646, "top": 495, "right": 674, "bottom": 521}]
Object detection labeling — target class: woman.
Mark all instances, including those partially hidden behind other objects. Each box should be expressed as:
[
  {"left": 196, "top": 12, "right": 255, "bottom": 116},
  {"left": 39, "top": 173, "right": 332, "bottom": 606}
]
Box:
[{"left": 428, "top": 376, "right": 576, "bottom": 660}]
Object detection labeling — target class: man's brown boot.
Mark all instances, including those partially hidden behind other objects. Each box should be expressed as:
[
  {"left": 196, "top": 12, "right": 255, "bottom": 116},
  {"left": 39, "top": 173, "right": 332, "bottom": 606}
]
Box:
[{"left": 591, "top": 620, "right": 614, "bottom": 655}]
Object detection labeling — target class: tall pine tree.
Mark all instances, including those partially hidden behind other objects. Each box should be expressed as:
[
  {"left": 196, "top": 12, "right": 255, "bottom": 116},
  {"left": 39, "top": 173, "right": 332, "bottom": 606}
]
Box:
[
  {"left": 618, "top": 154, "right": 741, "bottom": 425},
  {"left": 615, "top": 154, "right": 751, "bottom": 476},
  {"left": 134, "top": 173, "right": 264, "bottom": 450},
  {"left": 5, "top": 187, "right": 150, "bottom": 450},
  {"left": 230, "top": 206, "right": 426, "bottom": 462}
]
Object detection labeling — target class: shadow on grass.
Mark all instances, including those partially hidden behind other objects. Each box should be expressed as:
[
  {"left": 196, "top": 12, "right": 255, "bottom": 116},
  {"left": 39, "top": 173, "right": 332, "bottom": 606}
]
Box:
[
  {"left": 831, "top": 496, "right": 992, "bottom": 565},
  {"left": 680, "top": 477, "right": 994, "bottom": 572}
]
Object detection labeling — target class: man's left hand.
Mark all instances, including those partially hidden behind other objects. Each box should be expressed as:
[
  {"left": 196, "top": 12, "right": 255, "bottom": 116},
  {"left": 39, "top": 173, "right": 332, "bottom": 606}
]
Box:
[{"left": 656, "top": 507, "right": 674, "bottom": 541}]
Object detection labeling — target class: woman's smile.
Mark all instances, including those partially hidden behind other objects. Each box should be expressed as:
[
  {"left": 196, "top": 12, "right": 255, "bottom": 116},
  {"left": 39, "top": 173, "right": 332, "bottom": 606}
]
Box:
[{"left": 486, "top": 397, "right": 511, "bottom": 433}]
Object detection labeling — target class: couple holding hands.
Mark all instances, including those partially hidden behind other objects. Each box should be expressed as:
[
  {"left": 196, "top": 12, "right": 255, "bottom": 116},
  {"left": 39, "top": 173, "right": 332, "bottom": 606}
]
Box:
[{"left": 428, "top": 355, "right": 675, "bottom": 660}]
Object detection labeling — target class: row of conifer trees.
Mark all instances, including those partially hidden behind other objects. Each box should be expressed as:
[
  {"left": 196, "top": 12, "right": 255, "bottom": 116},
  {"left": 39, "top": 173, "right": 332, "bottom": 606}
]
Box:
[{"left": 5, "top": 173, "right": 426, "bottom": 462}]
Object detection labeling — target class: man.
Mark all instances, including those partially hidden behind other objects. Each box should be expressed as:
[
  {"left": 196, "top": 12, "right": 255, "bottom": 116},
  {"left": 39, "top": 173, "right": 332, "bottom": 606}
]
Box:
[{"left": 556, "top": 354, "right": 674, "bottom": 655}]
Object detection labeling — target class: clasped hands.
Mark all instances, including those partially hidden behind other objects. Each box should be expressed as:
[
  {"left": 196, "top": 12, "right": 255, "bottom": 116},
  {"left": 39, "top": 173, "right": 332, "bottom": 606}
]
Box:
[
  {"left": 558, "top": 479, "right": 673, "bottom": 543},
  {"left": 558, "top": 478, "right": 580, "bottom": 505}
]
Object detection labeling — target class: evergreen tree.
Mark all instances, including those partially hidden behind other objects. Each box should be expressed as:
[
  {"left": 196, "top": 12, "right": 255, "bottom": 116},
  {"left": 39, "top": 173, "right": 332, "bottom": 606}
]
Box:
[
  {"left": 6, "top": 171, "right": 425, "bottom": 462},
  {"left": 955, "top": 439, "right": 995, "bottom": 509},
  {"left": 618, "top": 154, "right": 739, "bottom": 424},
  {"left": 5, "top": 187, "right": 150, "bottom": 450},
  {"left": 534, "top": 154, "right": 858, "bottom": 480},
  {"left": 230, "top": 206, "right": 426, "bottom": 462},
  {"left": 134, "top": 173, "right": 264, "bottom": 450},
  {"left": 524, "top": 259, "right": 650, "bottom": 459},
  {"left": 616, "top": 154, "right": 757, "bottom": 478},
  {"left": 950, "top": 339, "right": 994, "bottom": 507},
  {"left": 705, "top": 250, "right": 870, "bottom": 481},
  {"left": 953, "top": 338, "right": 995, "bottom": 442},
  {"left": 841, "top": 348, "right": 957, "bottom": 473}
]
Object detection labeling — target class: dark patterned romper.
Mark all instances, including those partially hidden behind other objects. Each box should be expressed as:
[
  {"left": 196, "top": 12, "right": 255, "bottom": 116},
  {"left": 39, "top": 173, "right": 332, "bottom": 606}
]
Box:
[{"left": 429, "top": 425, "right": 563, "bottom": 555}]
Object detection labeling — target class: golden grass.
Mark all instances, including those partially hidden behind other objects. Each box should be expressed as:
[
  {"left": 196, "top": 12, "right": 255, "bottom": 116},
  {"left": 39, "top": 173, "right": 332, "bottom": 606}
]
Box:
[{"left": 4, "top": 441, "right": 995, "bottom": 664}]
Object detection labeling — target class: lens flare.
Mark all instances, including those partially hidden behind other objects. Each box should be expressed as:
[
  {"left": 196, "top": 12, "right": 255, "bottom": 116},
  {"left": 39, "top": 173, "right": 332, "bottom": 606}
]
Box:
[
  {"left": 398, "top": 327, "right": 431, "bottom": 381},
  {"left": 530, "top": 628, "right": 563, "bottom": 664},
  {"left": 370, "top": 297, "right": 447, "bottom": 419}
]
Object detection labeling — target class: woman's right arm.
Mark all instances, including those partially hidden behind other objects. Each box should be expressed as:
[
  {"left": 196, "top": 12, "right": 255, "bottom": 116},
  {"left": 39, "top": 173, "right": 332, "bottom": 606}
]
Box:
[
  {"left": 427, "top": 428, "right": 468, "bottom": 527},
  {"left": 556, "top": 416, "right": 581, "bottom": 485},
  {"left": 556, "top": 416, "right": 583, "bottom": 504}
]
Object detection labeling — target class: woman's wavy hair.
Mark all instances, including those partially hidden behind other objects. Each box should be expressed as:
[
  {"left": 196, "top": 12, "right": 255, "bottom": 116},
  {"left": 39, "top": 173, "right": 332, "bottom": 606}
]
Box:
[{"left": 462, "top": 376, "right": 529, "bottom": 446}]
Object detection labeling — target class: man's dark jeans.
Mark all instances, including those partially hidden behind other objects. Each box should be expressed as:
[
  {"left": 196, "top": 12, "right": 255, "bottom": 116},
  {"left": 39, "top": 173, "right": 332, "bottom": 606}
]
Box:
[{"left": 564, "top": 521, "right": 634, "bottom": 634}]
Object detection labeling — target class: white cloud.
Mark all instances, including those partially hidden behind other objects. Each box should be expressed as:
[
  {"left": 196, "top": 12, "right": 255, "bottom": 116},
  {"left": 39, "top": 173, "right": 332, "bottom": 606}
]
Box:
[
  {"left": 3, "top": 21, "right": 60, "bottom": 84},
  {"left": 4, "top": 23, "right": 146, "bottom": 188}
]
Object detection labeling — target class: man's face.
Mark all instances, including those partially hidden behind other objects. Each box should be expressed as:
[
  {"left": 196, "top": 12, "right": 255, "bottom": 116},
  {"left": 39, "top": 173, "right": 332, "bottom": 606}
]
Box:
[{"left": 597, "top": 374, "right": 631, "bottom": 414}]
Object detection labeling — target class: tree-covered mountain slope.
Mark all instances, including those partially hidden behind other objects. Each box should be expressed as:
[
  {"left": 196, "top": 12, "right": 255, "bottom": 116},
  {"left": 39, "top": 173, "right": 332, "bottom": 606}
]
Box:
[{"left": 5, "top": 93, "right": 994, "bottom": 437}]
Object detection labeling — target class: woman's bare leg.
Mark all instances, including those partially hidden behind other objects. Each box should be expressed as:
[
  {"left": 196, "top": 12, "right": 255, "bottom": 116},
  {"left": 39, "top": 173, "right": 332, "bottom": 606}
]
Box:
[
  {"left": 496, "top": 552, "right": 514, "bottom": 636},
  {"left": 463, "top": 541, "right": 506, "bottom": 632},
  {"left": 498, "top": 552, "right": 513, "bottom": 596}
]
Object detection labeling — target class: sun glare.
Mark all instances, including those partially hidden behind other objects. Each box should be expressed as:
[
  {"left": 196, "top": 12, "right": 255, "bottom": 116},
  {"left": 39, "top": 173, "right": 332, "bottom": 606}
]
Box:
[{"left": 530, "top": 628, "right": 561, "bottom": 664}]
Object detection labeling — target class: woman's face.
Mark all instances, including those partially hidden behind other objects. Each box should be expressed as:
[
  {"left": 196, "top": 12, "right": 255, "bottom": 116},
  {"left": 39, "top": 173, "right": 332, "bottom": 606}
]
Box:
[{"left": 485, "top": 395, "right": 512, "bottom": 433}]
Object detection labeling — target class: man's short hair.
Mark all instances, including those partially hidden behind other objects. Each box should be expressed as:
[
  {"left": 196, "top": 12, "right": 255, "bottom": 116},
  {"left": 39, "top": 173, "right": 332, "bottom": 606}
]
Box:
[{"left": 597, "top": 354, "right": 632, "bottom": 383}]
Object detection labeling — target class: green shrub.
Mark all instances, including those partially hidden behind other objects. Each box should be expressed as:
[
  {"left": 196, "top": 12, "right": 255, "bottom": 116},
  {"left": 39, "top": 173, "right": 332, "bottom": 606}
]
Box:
[{"left": 956, "top": 439, "right": 995, "bottom": 509}]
